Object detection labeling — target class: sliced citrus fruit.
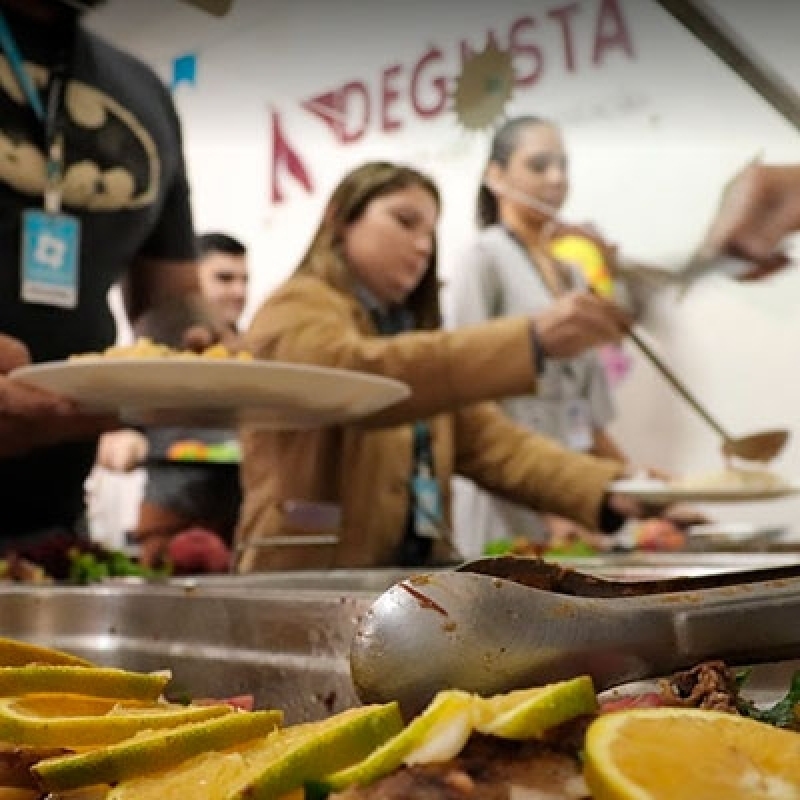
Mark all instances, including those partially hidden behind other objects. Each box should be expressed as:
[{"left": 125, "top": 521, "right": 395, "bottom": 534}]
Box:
[
  {"left": 320, "top": 690, "right": 473, "bottom": 792},
  {"left": 0, "top": 789, "right": 42, "bottom": 800},
  {"left": 106, "top": 703, "right": 402, "bottom": 800},
  {"left": 34, "top": 709, "right": 283, "bottom": 791},
  {"left": 0, "top": 638, "right": 92, "bottom": 668},
  {"left": 473, "top": 675, "right": 598, "bottom": 740},
  {"left": 0, "top": 694, "right": 232, "bottom": 747},
  {"left": 0, "top": 666, "right": 169, "bottom": 702},
  {"left": 585, "top": 707, "right": 800, "bottom": 799}
]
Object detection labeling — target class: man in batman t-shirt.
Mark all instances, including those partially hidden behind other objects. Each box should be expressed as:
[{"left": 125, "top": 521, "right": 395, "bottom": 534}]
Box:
[{"left": 0, "top": 0, "right": 209, "bottom": 543}]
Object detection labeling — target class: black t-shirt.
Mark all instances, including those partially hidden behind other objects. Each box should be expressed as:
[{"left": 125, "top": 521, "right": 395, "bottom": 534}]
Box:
[{"left": 0, "top": 9, "right": 197, "bottom": 536}]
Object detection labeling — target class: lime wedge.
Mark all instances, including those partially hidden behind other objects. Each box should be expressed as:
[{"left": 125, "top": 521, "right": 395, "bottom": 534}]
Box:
[
  {"left": 0, "top": 638, "right": 92, "bottom": 668},
  {"left": 0, "top": 667, "right": 169, "bottom": 702},
  {"left": 0, "top": 694, "right": 232, "bottom": 747},
  {"left": 473, "top": 675, "right": 598, "bottom": 739},
  {"left": 34, "top": 709, "right": 283, "bottom": 791},
  {"left": 321, "top": 690, "right": 473, "bottom": 792},
  {"left": 107, "top": 703, "right": 402, "bottom": 800}
]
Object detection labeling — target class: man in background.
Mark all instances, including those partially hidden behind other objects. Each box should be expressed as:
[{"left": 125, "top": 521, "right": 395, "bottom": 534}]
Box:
[{"left": 92, "top": 233, "right": 249, "bottom": 569}]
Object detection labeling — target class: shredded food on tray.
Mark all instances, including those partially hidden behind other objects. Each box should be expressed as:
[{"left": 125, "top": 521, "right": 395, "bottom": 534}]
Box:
[{"left": 68, "top": 337, "right": 252, "bottom": 361}]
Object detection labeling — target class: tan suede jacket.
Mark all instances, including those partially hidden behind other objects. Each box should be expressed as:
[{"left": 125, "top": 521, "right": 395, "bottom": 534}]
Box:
[{"left": 235, "top": 275, "right": 622, "bottom": 572}]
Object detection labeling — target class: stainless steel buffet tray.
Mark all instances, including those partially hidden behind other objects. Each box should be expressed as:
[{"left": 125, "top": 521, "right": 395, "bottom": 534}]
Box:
[
  {"left": 169, "top": 552, "right": 800, "bottom": 592},
  {"left": 1, "top": 552, "right": 799, "bottom": 723},
  {"left": 0, "top": 583, "right": 375, "bottom": 723}
]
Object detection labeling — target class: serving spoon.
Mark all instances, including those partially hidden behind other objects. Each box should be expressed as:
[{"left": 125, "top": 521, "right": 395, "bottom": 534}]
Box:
[
  {"left": 488, "top": 181, "right": 789, "bottom": 464},
  {"left": 626, "top": 325, "right": 788, "bottom": 463}
]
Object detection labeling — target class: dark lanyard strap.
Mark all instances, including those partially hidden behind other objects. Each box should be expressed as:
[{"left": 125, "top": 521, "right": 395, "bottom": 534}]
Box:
[
  {"left": 369, "top": 305, "right": 435, "bottom": 472},
  {"left": 0, "top": 9, "right": 76, "bottom": 211}
]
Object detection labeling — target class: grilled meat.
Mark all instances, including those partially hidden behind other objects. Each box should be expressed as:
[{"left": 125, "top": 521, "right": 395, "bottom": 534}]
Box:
[{"left": 659, "top": 660, "right": 740, "bottom": 712}]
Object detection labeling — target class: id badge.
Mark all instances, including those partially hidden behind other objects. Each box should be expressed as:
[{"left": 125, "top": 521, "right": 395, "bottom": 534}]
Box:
[
  {"left": 560, "top": 398, "right": 593, "bottom": 452},
  {"left": 411, "top": 473, "right": 443, "bottom": 539},
  {"left": 20, "top": 210, "right": 80, "bottom": 309}
]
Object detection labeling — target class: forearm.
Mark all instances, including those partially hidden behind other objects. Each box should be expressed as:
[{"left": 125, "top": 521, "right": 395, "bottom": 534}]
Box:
[
  {"left": 121, "top": 258, "right": 201, "bottom": 327},
  {"left": 590, "top": 427, "right": 627, "bottom": 465}
]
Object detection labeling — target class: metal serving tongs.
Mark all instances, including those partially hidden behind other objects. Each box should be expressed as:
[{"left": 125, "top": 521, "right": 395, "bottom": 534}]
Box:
[{"left": 350, "top": 557, "right": 800, "bottom": 716}]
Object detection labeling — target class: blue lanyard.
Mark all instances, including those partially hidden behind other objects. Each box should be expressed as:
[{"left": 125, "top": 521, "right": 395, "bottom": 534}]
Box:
[
  {"left": 0, "top": 9, "right": 76, "bottom": 211},
  {"left": 0, "top": 10, "right": 46, "bottom": 121}
]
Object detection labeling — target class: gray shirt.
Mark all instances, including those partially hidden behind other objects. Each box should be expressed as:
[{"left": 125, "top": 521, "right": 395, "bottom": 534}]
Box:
[{"left": 447, "top": 225, "right": 615, "bottom": 554}]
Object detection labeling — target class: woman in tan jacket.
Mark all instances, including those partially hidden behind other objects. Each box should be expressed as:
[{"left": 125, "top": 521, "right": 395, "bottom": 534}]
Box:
[{"left": 235, "top": 161, "right": 637, "bottom": 572}]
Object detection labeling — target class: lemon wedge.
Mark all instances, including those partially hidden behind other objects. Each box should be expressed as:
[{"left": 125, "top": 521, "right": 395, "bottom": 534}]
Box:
[
  {"left": 320, "top": 690, "right": 473, "bottom": 792},
  {"left": 0, "top": 639, "right": 92, "bottom": 668},
  {"left": 585, "top": 707, "right": 800, "bottom": 799},
  {"left": 0, "top": 694, "right": 232, "bottom": 747},
  {"left": 473, "top": 675, "right": 598, "bottom": 739},
  {"left": 107, "top": 703, "right": 402, "bottom": 800},
  {"left": 0, "top": 667, "right": 169, "bottom": 702},
  {"left": 34, "top": 709, "right": 283, "bottom": 791}
]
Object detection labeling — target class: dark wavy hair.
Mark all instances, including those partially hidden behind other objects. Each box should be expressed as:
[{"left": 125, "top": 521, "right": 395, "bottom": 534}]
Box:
[
  {"left": 197, "top": 232, "right": 247, "bottom": 259},
  {"left": 477, "top": 115, "right": 550, "bottom": 229},
  {"left": 295, "top": 161, "right": 442, "bottom": 330}
]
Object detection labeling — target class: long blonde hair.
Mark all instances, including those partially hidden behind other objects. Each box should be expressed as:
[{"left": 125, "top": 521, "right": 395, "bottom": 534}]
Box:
[{"left": 295, "top": 161, "right": 442, "bottom": 330}]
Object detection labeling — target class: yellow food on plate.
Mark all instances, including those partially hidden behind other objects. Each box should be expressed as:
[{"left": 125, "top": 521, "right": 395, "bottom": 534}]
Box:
[
  {"left": 670, "top": 466, "right": 787, "bottom": 491},
  {"left": 584, "top": 707, "right": 800, "bottom": 799},
  {"left": 69, "top": 338, "right": 252, "bottom": 361}
]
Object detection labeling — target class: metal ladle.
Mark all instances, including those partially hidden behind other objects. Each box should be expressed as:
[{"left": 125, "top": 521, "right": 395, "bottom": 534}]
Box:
[
  {"left": 626, "top": 325, "right": 788, "bottom": 464},
  {"left": 487, "top": 181, "right": 789, "bottom": 464},
  {"left": 350, "top": 560, "right": 800, "bottom": 717}
]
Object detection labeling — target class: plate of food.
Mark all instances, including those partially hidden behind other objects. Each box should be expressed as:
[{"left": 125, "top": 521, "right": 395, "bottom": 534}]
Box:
[
  {"left": 611, "top": 466, "right": 800, "bottom": 504},
  {"left": 10, "top": 339, "right": 410, "bottom": 430}
]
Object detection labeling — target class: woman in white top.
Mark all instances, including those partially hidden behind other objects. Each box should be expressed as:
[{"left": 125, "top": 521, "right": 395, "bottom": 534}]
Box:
[{"left": 449, "top": 115, "right": 632, "bottom": 556}]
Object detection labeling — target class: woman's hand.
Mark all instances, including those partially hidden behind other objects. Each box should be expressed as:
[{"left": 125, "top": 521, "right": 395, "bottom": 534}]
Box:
[{"left": 531, "top": 290, "right": 631, "bottom": 360}]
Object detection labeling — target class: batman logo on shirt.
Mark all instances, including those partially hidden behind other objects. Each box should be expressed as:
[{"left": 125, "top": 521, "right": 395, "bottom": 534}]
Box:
[{"left": 0, "top": 56, "right": 160, "bottom": 212}]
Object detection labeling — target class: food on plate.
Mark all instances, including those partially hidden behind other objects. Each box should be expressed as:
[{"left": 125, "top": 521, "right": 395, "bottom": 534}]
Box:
[
  {"left": 670, "top": 466, "right": 787, "bottom": 491},
  {"left": 584, "top": 708, "right": 800, "bottom": 799},
  {"left": 658, "top": 660, "right": 740, "bottom": 713},
  {"left": 166, "top": 440, "right": 241, "bottom": 463},
  {"left": 1, "top": 533, "right": 165, "bottom": 585},
  {"left": 0, "top": 638, "right": 91, "bottom": 668},
  {"left": 167, "top": 529, "right": 231, "bottom": 575},
  {"left": 631, "top": 518, "right": 686, "bottom": 552},
  {"left": 68, "top": 338, "right": 252, "bottom": 361},
  {"left": 34, "top": 710, "right": 282, "bottom": 792},
  {"left": 0, "top": 634, "right": 799, "bottom": 799},
  {"left": 107, "top": 704, "right": 403, "bottom": 800},
  {"left": 473, "top": 676, "right": 598, "bottom": 740},
  {"left": 319, "top": 691, "right": 474, "bottom": 793},
  {"left": 326, "top": 733, "right": 590, "bottom": 800},
  {"left": 0, "top": 694, "right": 232, "bottom": 747},
  {"left": 0, "top": 666, "right": 169, "bottom": 702}
]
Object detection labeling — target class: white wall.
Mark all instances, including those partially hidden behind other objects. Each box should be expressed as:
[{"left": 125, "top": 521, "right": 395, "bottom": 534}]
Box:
[{"left": 90, "top": 0, "right": 800, "bottom": 528}]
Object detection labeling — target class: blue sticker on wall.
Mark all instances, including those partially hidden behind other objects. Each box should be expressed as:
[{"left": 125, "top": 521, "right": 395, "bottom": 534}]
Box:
[{"left": 171, "top": 53, "right": 198, "bottom": 90}]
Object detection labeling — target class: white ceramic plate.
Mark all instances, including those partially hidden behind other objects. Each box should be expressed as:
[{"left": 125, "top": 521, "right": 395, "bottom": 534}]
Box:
[
  {"left": 610, "top": 478, "right": 800, "bottom": 504},
  {"left": 687, "top": 523, "right": 786, "bottom": 540},
  {"left": 11, "top": 358, "right": 410, "bottom": 430}
]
